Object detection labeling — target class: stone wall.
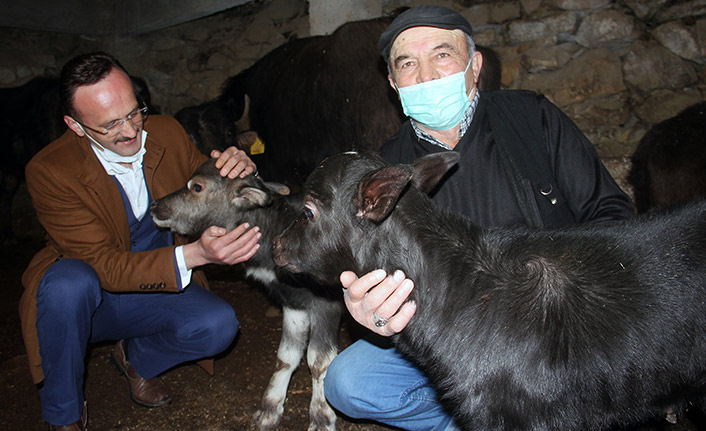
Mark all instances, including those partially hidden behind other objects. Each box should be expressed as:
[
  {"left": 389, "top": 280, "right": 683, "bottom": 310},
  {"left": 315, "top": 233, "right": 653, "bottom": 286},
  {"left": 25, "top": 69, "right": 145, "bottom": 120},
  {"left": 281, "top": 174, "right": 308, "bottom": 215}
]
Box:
[
  {"left": 469, "top": 0, "right": 706, "bottom": 158},
  {"left": 1, "top": 0, "right": 705, "bottom": 162}
]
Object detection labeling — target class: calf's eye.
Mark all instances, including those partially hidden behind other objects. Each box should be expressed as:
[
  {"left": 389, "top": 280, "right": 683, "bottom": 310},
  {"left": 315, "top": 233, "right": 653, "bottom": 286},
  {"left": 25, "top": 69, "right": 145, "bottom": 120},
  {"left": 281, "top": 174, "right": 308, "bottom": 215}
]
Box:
[
  {"left": 304, "top": 207, "right": 315, "bottom": 220},
  {"left": 192, "top": 183, "right": 203, "bottom": 192}
]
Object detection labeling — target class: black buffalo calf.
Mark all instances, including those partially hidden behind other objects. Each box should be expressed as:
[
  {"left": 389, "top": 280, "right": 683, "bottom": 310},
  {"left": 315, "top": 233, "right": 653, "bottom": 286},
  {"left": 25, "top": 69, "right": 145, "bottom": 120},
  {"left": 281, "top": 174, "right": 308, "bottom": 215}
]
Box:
[
  {"left": 150, "top": 159, "right": 342, "bottom": 431},
  {"left": 174, "top": 100, "right": 243, "bottom": 156},
  {"left": 272, "top": 151, "right": 706, "bottom": 431}
]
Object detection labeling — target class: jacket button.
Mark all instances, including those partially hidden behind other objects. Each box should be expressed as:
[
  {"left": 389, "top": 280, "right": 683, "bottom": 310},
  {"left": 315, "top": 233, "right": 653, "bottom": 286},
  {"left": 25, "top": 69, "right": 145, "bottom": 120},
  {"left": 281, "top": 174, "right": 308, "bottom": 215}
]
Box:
[{"left": 139, "top": 284, "right": 146, "bottom": 290}]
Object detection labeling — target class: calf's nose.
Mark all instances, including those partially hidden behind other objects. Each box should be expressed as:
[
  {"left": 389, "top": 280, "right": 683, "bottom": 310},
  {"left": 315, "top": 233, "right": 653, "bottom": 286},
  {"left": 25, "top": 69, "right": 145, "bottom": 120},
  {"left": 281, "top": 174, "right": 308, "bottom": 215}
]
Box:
[{"left": 149, "top": 200, "right": 170, "bottom": 220}]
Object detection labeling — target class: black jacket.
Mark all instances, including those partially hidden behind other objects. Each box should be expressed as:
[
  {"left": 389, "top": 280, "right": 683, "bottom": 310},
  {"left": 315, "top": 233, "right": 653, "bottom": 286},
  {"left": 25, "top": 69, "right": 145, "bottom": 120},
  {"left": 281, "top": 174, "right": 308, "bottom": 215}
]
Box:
[{"left": 380, "top": 90, "right": 635, "bottom": 229}]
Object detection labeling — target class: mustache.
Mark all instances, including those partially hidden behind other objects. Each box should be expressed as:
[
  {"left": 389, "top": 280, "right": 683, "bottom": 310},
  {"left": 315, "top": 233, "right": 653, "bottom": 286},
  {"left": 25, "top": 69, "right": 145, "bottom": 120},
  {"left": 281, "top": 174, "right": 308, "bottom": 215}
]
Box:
[{"left": 115, "top": 134, "right": 138, "bottom": 143}]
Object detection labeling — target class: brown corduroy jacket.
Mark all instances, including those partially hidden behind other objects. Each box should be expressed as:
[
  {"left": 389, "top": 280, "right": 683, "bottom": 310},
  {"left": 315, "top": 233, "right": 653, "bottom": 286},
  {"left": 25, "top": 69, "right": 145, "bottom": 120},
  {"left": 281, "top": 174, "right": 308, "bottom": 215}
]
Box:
[{"left": 19, "top": 115, "right": 211, "bottom": 384}]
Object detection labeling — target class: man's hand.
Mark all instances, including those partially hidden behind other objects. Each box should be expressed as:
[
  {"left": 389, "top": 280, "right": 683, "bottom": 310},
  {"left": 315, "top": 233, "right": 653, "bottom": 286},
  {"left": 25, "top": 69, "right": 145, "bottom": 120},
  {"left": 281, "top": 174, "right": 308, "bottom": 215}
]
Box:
[
  {"left": 183, "top": 223, "right": 261, "bottom": 269},
  {"left": 340, "top": 269, "right": 416, "bottom": 337},
  {"left": 211, "top": 147, "right": 257, "bottom": 179}
]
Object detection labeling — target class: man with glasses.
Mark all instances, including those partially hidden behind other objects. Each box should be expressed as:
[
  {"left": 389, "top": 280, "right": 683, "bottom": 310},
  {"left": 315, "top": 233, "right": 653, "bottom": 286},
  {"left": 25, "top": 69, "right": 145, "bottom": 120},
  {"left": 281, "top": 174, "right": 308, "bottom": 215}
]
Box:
[
  {"left": 19, "top": 52, "right": 260, "bottom": 430},
  {"left": 73, "top": 101, "right": 149, "bottom": 138}
]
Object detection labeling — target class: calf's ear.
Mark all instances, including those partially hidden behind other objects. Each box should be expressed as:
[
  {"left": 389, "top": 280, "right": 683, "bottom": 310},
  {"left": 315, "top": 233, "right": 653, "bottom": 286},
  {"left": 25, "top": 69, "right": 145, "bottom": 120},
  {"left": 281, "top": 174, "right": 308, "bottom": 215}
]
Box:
[
  {"left": 230, "top": 187, "right": 272, "bottom": 209},
  {"left": 355, "top": 165, "right": 413, "bottom": 222},
  {"left": 412, "top": 152, "right": 461, "bottom": 194},
  {"left": 263, "top": 181, "right": 290, "bottom": 196}
]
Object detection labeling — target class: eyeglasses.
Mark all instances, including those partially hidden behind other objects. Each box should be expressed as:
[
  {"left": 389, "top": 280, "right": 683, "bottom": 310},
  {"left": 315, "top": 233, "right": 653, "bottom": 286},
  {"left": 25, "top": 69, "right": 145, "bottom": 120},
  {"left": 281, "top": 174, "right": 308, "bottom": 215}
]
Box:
[{"left": 75, "top": 103, "right": 149, "bottom": 137}]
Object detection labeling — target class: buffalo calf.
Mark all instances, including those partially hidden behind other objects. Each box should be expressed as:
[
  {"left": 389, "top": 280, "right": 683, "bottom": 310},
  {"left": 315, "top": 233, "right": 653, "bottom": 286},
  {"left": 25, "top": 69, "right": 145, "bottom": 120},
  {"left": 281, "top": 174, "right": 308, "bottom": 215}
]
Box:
[
  {"left": 272, "top": 151, "right": 706, "bottom": 431},
  {"left": 150, "top": 159, "right": 342, "bottom": 431},
  {"left": 174, "top": 100, "right": 242, "bottom": 156}
]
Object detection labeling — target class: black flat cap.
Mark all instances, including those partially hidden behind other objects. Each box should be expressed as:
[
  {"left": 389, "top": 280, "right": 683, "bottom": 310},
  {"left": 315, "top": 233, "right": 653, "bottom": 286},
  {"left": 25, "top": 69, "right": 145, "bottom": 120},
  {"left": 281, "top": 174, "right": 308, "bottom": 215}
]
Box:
[{"left": 378, "top": 5, "right": 473, "bottom": 60}]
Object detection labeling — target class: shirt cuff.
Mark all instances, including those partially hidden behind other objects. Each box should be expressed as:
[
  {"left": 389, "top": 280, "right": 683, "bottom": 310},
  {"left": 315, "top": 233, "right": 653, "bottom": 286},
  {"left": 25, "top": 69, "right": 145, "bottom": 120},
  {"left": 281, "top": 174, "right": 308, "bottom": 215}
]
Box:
[{"left": 175, "top": 245, "right": 192, "bottom": 291}]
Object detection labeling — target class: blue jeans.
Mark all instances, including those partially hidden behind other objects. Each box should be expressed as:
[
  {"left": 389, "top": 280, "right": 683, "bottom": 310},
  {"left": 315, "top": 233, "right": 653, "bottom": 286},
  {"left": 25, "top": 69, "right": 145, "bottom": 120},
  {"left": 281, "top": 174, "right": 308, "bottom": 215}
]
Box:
[
  {"left": 324, "top": 336, "right": 458, "bottom": 431},
  {"left": 36, "top": 259, "right": 239, "bottom": 426}
]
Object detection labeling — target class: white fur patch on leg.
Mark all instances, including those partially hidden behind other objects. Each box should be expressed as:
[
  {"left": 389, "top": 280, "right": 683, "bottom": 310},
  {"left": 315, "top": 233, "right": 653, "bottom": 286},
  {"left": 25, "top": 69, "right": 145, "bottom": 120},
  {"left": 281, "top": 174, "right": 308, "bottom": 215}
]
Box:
[
  {"left": 254, "top": 308, "right": 309, "bottom": 431},
  {"left": 307, "top": 345, "right": 339, "bottom": 431}
]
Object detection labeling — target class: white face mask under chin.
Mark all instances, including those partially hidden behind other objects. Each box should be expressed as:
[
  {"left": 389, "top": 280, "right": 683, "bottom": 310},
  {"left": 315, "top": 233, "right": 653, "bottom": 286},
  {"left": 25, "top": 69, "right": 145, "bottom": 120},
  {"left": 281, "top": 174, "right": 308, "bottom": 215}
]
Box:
[{"left": 78, "top": 123, "right": 146, "bottom": 164}]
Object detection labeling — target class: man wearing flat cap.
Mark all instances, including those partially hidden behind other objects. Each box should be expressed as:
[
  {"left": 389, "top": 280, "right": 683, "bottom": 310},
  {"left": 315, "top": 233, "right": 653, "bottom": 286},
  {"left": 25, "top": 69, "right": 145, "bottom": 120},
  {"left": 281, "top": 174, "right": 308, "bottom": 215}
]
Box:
[{"left": 324, "top": 5, "right": 635, "bottom": 430}]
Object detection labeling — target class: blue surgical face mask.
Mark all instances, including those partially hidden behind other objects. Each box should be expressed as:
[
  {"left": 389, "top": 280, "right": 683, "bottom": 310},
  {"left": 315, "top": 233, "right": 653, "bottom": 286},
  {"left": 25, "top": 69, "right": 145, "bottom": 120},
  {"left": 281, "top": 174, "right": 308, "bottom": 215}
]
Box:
[{"left": 397, "top": 60, "right": 472, "bottom": 130}]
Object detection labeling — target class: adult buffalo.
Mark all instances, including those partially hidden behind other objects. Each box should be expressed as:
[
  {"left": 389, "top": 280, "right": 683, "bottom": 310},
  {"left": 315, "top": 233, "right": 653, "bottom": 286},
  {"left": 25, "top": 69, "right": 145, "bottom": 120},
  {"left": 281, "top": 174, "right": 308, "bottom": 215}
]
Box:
[
  {"left": 178, "top": 13, "right": 501, "bottom": 189},
  {"left": 628, "top": 101, "right": 706, "bottom": 213}
]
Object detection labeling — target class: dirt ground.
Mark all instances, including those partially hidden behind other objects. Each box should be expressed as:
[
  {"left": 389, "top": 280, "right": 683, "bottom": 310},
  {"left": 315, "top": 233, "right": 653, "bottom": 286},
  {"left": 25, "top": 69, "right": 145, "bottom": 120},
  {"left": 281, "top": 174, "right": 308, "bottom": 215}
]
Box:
[{"left": 1, "top": 184, "right": 704, "bottom": 431}]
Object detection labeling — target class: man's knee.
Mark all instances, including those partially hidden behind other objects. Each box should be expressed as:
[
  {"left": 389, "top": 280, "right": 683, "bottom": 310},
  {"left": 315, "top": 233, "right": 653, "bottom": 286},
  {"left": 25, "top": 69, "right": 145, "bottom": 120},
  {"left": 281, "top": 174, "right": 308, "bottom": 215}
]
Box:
[
  {"left": 37, "top": 259, "right": 101, "bottom": 314},
  {"left": 181, "top": 301, "right": 239, "bottom": 356},
  {"left": 323, "top": 355, "right": 346, "bottom": 409},
  {"left": 324, "top": 352, "right": 367, "bottom": 417},
  {"left": 207, "top": 304, "right": 239, "bottom": 352}
]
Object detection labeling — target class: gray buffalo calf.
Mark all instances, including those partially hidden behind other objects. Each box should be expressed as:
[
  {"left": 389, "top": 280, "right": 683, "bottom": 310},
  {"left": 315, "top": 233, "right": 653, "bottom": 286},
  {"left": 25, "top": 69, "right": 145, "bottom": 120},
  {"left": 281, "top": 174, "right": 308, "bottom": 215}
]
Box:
[
  {"left": 272, "top": 151, "right": 706, "bottom": 431},
  {"left": 151, "top": 159, "right": 342, "bottom": 431}
]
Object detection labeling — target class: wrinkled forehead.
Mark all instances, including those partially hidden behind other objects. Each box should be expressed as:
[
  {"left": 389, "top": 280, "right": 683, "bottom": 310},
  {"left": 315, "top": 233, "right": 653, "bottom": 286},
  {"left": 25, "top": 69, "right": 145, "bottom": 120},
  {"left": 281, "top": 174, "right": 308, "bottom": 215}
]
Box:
[{"left": 390, "top": 27, "right": 467, "bottom": 62}]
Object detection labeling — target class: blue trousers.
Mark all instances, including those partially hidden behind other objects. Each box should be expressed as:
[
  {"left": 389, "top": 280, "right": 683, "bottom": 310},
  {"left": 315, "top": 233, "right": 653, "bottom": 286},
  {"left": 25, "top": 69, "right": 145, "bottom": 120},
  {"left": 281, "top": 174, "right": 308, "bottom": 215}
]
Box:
[
  {"left": 36, "top": 259, "right": 239, "bottom": 426},
  {"left": 324, "top": 336, "right": 459, "bottom": 431}
]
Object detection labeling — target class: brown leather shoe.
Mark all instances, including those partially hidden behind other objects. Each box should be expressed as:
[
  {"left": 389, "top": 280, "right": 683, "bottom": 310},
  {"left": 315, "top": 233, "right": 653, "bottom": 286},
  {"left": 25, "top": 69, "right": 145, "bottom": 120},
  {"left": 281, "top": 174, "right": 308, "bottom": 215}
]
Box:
[
  {"left": 49, "top": 401, "right": 87, "bottom": 430},
  {"left": 110, "top": 339, "right": 171, "bottom": 408}
]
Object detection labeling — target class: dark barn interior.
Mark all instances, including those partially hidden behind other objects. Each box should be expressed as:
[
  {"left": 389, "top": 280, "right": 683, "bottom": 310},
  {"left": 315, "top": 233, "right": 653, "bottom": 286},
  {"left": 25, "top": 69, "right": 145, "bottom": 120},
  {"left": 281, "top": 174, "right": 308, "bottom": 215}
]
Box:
[{"left": 1, "top": 0, "right": 705, "bottom": 429}]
